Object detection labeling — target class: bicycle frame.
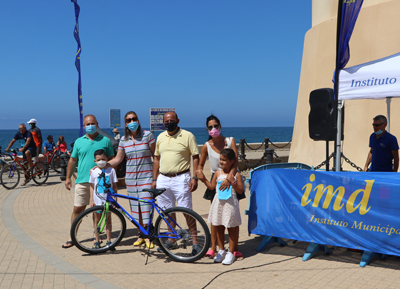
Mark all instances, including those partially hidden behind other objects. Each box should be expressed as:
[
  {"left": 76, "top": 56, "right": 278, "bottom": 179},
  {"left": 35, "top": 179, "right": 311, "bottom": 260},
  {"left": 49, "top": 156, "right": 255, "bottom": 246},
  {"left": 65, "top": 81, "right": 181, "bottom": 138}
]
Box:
[
  {"left": 98, "top": 187, "right": 182, "bottom": 241},
  {"left": 7, "top": 150, "right": 43, "bottom": 178},
  {"left": 41, "top": 147, "right": 60, "bottom": 164}
]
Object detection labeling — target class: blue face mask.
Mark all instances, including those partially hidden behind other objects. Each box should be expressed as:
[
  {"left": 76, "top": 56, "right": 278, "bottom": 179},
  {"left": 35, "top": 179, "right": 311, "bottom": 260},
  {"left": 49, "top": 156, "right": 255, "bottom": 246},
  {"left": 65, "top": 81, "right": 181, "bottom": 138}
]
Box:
[
  {"left": 375, "top": 130, "right": 383, "bottom": 135},
  {"left": 85, "top": 125, "right": 97, "bottom": 135},
  {"left": 128, "top": 121, "right": 139, "bottom": 132}
]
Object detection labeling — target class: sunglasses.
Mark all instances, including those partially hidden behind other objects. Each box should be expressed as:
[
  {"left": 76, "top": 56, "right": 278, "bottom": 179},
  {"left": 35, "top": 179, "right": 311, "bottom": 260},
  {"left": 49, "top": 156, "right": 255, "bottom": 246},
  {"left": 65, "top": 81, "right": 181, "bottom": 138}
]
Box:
[
  {"left": 126, "top": 117, "right": 138, "bottom": 123},
  {"left": 207, "top": 124, "right": 220, "bottom": 131},
  {"left": 372, "top": 123, "right": 383, "bottom": 127}
]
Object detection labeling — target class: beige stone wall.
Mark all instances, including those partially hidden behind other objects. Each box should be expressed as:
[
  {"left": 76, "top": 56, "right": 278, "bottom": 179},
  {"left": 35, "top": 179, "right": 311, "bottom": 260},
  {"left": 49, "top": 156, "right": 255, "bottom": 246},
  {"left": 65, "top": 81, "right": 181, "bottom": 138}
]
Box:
[
  {"left": 290, "top": 0, "right": 400, "bottom": 170},
  {"left": 312, "top": 0, "right": 392, "bottom": 27}
]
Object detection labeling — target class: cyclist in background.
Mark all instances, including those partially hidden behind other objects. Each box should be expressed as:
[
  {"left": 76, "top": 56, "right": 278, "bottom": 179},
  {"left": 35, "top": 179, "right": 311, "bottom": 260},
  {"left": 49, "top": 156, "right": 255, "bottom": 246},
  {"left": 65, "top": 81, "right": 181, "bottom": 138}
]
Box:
[
  {"left": 43, "top": 135, "right": 56, "bottom": 154},
  {"left": 5, "top": 123, "right": 37, "bottom": 185},
  {"left": 28, "top": 119, "right": 42, "bottom": 157}
]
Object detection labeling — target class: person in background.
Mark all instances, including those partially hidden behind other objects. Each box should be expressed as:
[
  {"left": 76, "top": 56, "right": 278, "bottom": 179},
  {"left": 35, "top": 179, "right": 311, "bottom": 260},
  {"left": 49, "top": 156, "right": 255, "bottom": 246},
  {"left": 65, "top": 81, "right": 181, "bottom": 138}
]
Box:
[
  {"left": 57, "top": 135, "right": 69, "bottom": 155},
  {"left": 43, "top": 135, "right": 55, "bottom": 154},
  {"left": 62, "top": 114, "right": 114, "bottom": 249},
  {"left": 364, "top": 115, "right": 399, "bottom": 172},
  {"left": 28, "top": 119, "right": 42, "bottom": 157},
  {"left": 5, "top": 123, "right": 37, "bottom": 185},
  {"left": 197, "top": 114, "right": 243, "bottom": 261},
  {"left": 113, "top": 128, "right": 121, "bottom": 141}
]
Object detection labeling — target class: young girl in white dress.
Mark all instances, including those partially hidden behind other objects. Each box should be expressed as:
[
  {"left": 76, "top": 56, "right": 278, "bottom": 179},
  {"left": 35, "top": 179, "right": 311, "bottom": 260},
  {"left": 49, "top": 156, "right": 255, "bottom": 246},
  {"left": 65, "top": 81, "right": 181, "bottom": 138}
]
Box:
[{"left": 200, "top": 148, "right": 243, "bottom": 265}]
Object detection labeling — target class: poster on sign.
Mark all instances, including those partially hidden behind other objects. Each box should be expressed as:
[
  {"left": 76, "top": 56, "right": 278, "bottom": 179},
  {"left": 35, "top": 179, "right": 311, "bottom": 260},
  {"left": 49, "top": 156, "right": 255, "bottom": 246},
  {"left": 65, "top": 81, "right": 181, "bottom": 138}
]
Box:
[
  {"left": 150, "top": 108, "right": 175, "bottom": 131},
  {"left": 248, "top": 169, "right": 400, "bottom": 256}
]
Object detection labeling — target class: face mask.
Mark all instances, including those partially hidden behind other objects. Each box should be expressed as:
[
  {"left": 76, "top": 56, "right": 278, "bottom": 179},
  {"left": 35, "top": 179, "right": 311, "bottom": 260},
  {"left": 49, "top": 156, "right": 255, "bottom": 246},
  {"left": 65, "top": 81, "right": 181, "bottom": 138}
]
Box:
[
  {"left": 208, "top": 128, "right": 221, "bottom": 138},
  {"left": 128, "top": 121, "right": 139, "bottom": 132},
  {"left": 96, "top": 160, "right": 107, "bottom": 168},
  {"left": 29, "top": 124, "right": 34, "bottom": 129},
  {"left": 85, "top": 125, "right": 97, "bottom": 135},
  {"left": 164, "top": 122, "right": 178, "bottom": 132},
  {"left": 375, "top": 130, "right": 383, "bottom": 135}
]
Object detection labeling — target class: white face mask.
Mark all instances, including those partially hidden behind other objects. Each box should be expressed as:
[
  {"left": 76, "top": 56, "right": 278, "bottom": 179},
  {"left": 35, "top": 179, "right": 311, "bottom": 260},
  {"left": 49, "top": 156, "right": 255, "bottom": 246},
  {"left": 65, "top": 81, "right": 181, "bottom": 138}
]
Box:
[{"left": 96, "top": 160, "right": 107, "bottom": 168}]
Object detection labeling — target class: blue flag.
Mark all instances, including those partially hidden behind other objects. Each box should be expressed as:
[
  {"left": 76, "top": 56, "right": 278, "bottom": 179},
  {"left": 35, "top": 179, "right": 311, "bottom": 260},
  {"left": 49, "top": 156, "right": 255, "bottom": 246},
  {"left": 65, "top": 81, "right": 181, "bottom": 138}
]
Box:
[
  {"left": 337, "top": 0, "right": 364, "bottom": 70},
  {"left": 71, "top": 0, "right": 84, "bottom": 137}
]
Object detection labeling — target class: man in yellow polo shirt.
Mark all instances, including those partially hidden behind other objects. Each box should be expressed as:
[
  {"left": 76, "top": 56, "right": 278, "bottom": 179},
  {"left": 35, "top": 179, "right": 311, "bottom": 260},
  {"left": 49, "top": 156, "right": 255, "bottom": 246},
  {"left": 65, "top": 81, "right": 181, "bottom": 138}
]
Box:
[
  {"left": 152, "top": 111, "right": 200, "bottom": 253},
  {"left": 152, "top": 111, "right": 199, "bottom": 208}
]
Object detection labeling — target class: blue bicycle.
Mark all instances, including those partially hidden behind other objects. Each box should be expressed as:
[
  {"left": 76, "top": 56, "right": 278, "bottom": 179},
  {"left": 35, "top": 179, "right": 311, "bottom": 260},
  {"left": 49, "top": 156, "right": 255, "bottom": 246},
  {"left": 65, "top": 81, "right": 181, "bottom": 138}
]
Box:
[{"left": 70, "top": 171, "right": 211, "bottom": 263}]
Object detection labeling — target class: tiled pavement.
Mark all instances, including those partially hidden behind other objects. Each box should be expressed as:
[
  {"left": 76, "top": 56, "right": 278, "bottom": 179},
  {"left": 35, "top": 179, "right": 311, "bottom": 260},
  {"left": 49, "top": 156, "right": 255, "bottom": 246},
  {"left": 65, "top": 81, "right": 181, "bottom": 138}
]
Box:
[{"left": 1, "top": 167, "right": 400, "bottom": 289}]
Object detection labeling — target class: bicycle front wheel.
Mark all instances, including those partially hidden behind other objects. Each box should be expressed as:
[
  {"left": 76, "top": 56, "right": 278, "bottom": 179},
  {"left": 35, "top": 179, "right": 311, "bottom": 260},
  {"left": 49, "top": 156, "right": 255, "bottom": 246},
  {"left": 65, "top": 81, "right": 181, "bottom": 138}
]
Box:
[
  {"left": 51, "top": 154, "right": 61, "bottom": 173},
  {"left": 31, "top": 161, "right": 49, "bottom": 185},
  {"left": 155, "top": 207, "right": 210, "bottom": 263},
  {"left": 71, "top": 206, "right": 127, "bottom": 254},
  {"left": 0, "top": 164, "right": 20, "bottom": 189}
]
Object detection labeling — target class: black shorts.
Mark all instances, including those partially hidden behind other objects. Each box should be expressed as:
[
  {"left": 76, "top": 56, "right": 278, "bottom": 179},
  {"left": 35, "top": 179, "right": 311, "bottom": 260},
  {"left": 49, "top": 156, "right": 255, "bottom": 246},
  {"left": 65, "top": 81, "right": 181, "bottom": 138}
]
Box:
[{"left": 23, "top": 147, "right": 37, "bottom": 159}]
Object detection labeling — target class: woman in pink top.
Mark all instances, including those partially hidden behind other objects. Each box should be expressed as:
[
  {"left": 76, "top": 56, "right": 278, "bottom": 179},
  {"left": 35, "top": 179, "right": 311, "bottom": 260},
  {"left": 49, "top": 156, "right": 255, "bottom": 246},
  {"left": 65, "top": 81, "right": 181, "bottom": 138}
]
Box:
[{"left": 57, "top": 135, "right": 68, "bottom": 153}]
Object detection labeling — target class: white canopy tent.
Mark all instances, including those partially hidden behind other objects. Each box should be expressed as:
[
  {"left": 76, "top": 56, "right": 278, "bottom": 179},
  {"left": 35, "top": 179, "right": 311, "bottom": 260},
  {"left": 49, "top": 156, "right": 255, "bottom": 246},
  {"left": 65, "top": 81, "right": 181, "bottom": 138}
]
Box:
[{"left": 335, "top": 52, "right": 400, "bottom": 169}]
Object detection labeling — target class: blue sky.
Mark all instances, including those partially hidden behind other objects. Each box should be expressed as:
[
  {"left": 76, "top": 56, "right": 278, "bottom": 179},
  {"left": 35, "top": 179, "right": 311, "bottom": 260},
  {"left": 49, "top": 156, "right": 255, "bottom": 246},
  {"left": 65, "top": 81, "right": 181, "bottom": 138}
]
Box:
[{"left": 0, "top": 0, "right": 311, "bottom": 129}]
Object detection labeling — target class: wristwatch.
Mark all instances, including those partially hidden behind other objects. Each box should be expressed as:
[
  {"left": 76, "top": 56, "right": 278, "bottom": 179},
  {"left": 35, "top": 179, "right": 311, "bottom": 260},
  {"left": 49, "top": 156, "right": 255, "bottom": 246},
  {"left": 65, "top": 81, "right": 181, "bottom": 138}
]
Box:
[{"left": 192, "top": 176, "right": 199, "bottom": 181}]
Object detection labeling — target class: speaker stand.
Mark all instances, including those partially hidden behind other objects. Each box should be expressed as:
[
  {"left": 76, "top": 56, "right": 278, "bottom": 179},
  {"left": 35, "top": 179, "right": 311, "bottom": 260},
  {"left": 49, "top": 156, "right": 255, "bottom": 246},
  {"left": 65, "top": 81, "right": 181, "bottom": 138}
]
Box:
[{"left": 326, "top": 140, "right": 329, "bottom": 171}]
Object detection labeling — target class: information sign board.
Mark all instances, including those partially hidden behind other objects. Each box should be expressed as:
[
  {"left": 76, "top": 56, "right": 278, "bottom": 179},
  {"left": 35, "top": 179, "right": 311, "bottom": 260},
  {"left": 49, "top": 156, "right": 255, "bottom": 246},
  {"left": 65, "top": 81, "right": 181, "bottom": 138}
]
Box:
[
  {"left": 109, "top": 109, "right": 121, "bottom": 127},
  {"left": 150, "top": 108, "right": 175, "bottom": 131}
]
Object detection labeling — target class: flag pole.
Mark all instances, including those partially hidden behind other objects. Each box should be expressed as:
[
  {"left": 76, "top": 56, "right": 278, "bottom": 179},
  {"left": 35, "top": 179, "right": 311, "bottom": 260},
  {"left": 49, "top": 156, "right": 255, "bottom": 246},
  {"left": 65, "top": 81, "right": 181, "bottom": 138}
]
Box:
[{"left": 334, "top": 0, "right": 344, "bottom": 172}]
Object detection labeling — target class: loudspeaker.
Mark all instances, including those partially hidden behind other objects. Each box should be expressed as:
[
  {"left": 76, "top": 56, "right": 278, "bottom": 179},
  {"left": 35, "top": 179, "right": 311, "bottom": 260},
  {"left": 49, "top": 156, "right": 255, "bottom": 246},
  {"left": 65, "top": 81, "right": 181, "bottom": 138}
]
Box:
[{"left": 308, "top": 88, "right": 344, "bottom": 141}]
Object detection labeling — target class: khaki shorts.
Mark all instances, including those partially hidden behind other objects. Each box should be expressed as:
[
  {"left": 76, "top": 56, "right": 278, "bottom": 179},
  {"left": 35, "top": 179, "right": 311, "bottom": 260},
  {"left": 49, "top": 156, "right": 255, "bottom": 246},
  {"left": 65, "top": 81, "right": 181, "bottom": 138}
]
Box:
[{"left": 74, "top": 183, "right": 91, "bottom": 207}]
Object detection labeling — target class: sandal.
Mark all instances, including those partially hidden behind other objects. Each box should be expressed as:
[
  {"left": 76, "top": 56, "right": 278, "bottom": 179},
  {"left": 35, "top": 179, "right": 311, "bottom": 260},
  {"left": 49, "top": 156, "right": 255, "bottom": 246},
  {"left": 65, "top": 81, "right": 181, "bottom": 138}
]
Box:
[
  {"left": 205, "top": 249, "right": 215, "bottom": 258},
  {"left": 133, "top": 238, "right": 146, "bottom": 246},
  {"left": 145, "top": 240, "right": 154, "bottom": 249},
  {"left": 234, "top": 251, "right": 244, "bottom": 260},
  {"left": 62, "top": 241, "right": 74, "bottom": 249},
  {"left": 22, "top": 179, "right": 31, "bottom": 186},
  {"left": 133, "top": 231, "right": 146, "bottom": 246}
]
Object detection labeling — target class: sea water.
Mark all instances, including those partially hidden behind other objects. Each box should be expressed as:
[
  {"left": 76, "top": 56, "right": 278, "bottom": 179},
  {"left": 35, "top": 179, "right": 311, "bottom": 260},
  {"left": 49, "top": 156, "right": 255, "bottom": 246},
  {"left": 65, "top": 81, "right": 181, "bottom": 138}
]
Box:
[{"left": 0, "top": 127, "right": 292, "bottom": 152}]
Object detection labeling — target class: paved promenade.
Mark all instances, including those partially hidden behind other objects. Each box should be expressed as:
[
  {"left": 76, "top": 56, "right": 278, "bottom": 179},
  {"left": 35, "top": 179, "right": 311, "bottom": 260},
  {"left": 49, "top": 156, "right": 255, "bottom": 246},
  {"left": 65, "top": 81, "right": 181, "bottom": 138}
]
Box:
[{"left": 1, "top": 164, "right": 400, "bottom": 288}]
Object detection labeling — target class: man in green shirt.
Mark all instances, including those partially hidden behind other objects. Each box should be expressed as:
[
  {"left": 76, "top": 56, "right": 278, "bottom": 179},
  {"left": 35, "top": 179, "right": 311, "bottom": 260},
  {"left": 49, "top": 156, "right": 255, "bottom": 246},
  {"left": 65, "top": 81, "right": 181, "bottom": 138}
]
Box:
[{"left": 62, "top": 114, "right": 114, "bottom": 249}]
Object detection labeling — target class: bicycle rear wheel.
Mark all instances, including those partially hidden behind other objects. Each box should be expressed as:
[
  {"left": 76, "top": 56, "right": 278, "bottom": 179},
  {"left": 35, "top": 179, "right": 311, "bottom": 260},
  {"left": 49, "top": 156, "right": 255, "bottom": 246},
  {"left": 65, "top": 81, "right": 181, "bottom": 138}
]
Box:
[
  {"left": 31, "top": 161, "right": 49, "bottom": 185},
  {"left": 71, "top": 206, "right": 126, "bottom": 254},
  {"left": 0, "top": 164, "right": 20, "bottom": 189},
  {"left": 51, "top": 154, "right": 61, "bottom": 173},
  {"left": 155, "top": 207, "right": 210, "bottom": 263}
]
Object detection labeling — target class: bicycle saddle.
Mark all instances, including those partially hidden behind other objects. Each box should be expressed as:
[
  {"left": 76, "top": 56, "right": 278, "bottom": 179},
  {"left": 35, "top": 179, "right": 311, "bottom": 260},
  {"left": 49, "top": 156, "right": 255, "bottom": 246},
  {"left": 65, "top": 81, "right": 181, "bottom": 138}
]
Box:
[{"left": 142, "top": 188, "right": 166, "bottom": 198}]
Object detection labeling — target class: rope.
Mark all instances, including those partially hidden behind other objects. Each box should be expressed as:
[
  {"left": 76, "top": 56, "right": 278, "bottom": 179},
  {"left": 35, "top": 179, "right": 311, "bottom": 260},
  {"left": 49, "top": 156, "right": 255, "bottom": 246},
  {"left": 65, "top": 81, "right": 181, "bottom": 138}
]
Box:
[
  {"left": 239, "top": 154, "right": 267, "bottom": 168},
  {"left": 269, "top": 139, "right": 292, "bottom": 148},
  {"left": 243, "top": 140, "right": 266, "bottom": 150}
]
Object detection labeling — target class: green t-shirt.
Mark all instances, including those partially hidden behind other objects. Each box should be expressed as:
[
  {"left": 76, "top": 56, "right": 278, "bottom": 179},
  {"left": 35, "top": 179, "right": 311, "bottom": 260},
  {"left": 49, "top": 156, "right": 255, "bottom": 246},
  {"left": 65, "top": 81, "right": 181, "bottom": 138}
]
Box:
[{"left": 71, "top": 134, "right": 114, "bottom": 184}]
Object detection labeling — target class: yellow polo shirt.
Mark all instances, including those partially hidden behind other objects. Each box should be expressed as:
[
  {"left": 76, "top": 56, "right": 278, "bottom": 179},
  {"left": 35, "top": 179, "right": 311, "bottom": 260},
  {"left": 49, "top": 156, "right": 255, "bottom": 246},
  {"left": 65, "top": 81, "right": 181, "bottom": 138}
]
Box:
[{"left": 155, "top": 128, "right": 199, "bottom": 174}]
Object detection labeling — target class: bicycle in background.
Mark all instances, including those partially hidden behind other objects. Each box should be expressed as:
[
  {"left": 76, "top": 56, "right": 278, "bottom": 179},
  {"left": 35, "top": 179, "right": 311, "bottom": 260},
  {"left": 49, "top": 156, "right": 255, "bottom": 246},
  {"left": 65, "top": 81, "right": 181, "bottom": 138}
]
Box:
[
  {"left": 71, "top": 170, "right": 210, "bottom": 263},
  {"left": 0, "top": 149, "right": 49, "bottom": 189},
  {"left": 39, "top": 146, "right": 62, "bottom": 173},
  {"left": 0, "top": 146, "right": 14, "bottom": 169}
]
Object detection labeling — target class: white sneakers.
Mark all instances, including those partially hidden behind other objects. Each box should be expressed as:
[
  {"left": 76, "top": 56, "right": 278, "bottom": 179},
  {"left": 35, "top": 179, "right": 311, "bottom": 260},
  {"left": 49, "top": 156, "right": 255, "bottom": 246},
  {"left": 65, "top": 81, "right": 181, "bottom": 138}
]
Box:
[
  {"left": 222, "top": 252, "right": 235, "bottom": 265},
  {"left": 214, "top": 249, "right": 236, "bottom": 265},
  {"left": 214, "top": 249, "right": 226, "bottom": 263}
]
